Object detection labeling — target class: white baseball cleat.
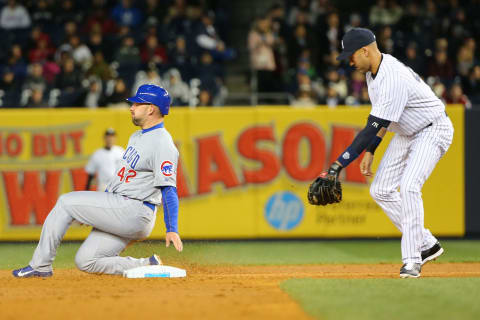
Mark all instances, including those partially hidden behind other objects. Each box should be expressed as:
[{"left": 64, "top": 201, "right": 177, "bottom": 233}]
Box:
[{"left": 399, "top": 263, "right": 421, "bottom": 278}]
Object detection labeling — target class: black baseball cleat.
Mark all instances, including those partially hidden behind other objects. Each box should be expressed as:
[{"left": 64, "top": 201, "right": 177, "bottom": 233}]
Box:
[{"left": 421, "top": 242, "right": 444, "bottom": 266}]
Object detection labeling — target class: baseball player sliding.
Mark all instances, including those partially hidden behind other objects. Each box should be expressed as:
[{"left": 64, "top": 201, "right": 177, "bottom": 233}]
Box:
[
  {"left": 308, "top": 28, "right": 453, "bottom": 278},
  {"left": 85, "top": 128, "right": 125, "bottom": 192},
  {"left": 13, "top": 84, "right": 182, "bottom": 277}
]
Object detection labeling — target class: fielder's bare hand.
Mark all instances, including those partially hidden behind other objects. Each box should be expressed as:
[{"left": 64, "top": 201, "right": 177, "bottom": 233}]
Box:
[
  {"left": 166, "top": 232, "right": 183, "bottom": 252},
  {"left": 360, "top": 152, "right": 374, "bottom": 177}
]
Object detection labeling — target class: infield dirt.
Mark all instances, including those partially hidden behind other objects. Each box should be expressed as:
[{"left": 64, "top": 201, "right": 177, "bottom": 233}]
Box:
[{"left": 1, "top": 263, "right": 479, "bottom": 320}]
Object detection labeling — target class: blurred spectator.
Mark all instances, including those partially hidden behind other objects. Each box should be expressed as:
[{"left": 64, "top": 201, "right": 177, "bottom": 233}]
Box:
[
  {"left": 56, "top": 58, "right": 82, "bottom": 91},
  {"left": 287, "top": 0, "right": 310, "bottom": 26},
  {"left": 310, "top": 0, "right": 334, "bottom": 26},
  {"left": 31, "top": 0, "right": 54, "bottom": 30},
  {"left": 291, "top": 80, "right": 316, "bottom": 107},
  {"left": 105, "top": 79, "right": 129, "bottom": 107},
  {"left": 164, "top": 68, "right": 190, "bottom": 106},
  {"left": 349, "top": 70, "right": 366, "bottom": 100},
  {"left": 55, "top": 57, "right": 85, "bottom": 107},
  {"left": 142, "top": 0, "right": 166, "bottom": 28},
  {"left": 111, "top": 0, "right": 142, "bottom": 28},
  {"left": 42, "top": 57, "right": 61, "bottom": 85},
  {"left": 85, "top": 77, "right": 104, "bottom": 108},
  {"left": 1, "top": 71, "right": 21, "bottom": 96},
  {"left": 88, "top": 52, "right": 113, "bottom": 82},
  {"left": 402, "top": 42, "right": 425, "bottom": 76},
  {"left": 28, "top": 37, "right": 54, "bottom": 63},
  {"left": 427, "top": 50, "right": 455, "bottom": 85},
  {"left": 70, "top": 35, "right": 93, "bottom": 69},
  {"left": 84, "top": 2, "right": 117, "bottom": 35},
  {"left": 463, "top": 65, "right": 480, "bottom": 104},
  {"left": 248, "top": 16, "right": 277, "bottom": 93},
  {"left": 132, "top": 67, "right": 162, "bottom": 95},
  {"left": 87, "top": 29, "right": 113, "bottom": 61},
  {"left": 358, "top": 87, "right": 370, "bottom": 105},
  {"left": 315, "top": 11, "right": 342, "bottom": 68},
  {"left": 114, "top": 35, "right": 141, "bottom": 87},
  {"left": 54, "top": 0, "right": 83, "bottom": 27},
  {"left": 369, "top": 0, "right": 403, "bottom": 26},
  {"left": 325, "top": 68, "right": 347, "bottom": 101},
  {"left": 196, "top": 52, "right": 222, "bottom": 98},
  {"left": 445, "top": 83, "right": 472, "bottom": 109},
  {"left": 194, "top": 11, "right": 234, "bottom": 61},
  {"left": 53, "top": 22, "right": 79, "bottom": 62},
  {"left": 323, "top": 85, "right": 341, "bottom": 108},
  {"left": 168, "top": 36, "right": 193, "bottom": 80},
  {"left": 23, "top": 63, "right": 47, "bottom": 92},
  {"left": 268, "top": 3, "right": 288, "bottom": 41},
  {"left": 0, "top": 0, "right": 31, "bottom": 30},
  {"left": 2, "top": 44, "right": 27, "bottom": 80},
  {"left": 140, "top": 35, "right": 168, "bottom": 70},
  {"left": 198, "top": 89, "right": 212, "bottom": 106},
  {"left": 27, "top": 87, "right": 49, "bottom": 108},
  {"left": 457, "top": 39, "right": 476, "bottom": 77},
  {"left": 287, "top": 24, "right": 314, "bottom": 70},
  {"left": 429, "top": 76, "right": 447, "bottom": 99},
  {"left": 376, "top": 26, "right": 395, "bottom": 55}
]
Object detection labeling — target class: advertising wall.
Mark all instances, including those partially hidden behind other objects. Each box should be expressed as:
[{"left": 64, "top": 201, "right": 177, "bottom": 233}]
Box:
[{"left": 0, "top": 106, "right": 464, "bottom": 240}]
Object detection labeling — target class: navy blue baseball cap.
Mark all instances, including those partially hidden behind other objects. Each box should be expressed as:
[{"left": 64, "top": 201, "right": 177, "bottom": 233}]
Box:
[
  {"left": 127, "top": 84, "right": 171, "bottom": 115},
  {"left": 336, "top": 28, "right": 376, "bottom": 61}
]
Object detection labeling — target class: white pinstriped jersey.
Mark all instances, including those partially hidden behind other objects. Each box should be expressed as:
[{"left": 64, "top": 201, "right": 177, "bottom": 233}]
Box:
[{"left": 367, "top": 54, "right": 445, "bottom": 136}]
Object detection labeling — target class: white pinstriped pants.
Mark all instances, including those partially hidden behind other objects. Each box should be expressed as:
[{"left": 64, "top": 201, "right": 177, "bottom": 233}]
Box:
[{"left": 370, "top": 117, "right": 453, "bottom": 264}]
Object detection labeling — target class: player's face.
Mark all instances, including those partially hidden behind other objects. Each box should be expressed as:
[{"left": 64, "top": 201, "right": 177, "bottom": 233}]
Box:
[
  {"left": 349, "top": 48, "right": 370, "bottom": 73},
  {"left": 130, "top": 103, "right": 151, "bottom": 126},
  {"left": 104, "top": 135, "right": 116, "bottom": 148}
]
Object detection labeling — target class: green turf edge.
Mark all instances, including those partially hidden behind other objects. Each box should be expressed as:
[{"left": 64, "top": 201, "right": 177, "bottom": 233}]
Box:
[
  {"left": 1, "top": 240, "right": 479, "bottom": 269},
  {"left": 280, "top": 278, "right": 480, "bottom": 320}
]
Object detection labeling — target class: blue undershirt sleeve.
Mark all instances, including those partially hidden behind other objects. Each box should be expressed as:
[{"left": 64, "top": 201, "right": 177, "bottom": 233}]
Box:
[
  {"left": 160, "top": 186, "right": 179, "bottom": 233},
  {"left": 336, "top": 115, "right": 390, "bottom": 167}
]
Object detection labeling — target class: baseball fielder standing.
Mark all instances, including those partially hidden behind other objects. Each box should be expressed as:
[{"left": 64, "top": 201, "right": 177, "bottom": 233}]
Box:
[
  {"left": 308, "top": 28, "right": 453, "bottom": 278},
  {"left": 13, "top": 84, "right": 182, "bottom": 277},
  {"left": 85, "top": 128, "right": 125, "bottom": 192}
]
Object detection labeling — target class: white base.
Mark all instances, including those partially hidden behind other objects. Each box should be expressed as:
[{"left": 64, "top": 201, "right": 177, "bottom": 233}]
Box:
[{"left": 123, "top": 265, "right": 186, "bottom": 278}]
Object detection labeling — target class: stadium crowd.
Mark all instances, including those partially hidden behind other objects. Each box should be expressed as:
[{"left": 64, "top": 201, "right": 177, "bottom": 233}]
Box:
[
  {"left": 0, "top": 0, "right": 479, "bottom": 108},
  {"left": 0, "top": 0, "right": 232, "bottom": 108},
  {"left": 250, "top": 0, "right": 480, "bottom": 107}
]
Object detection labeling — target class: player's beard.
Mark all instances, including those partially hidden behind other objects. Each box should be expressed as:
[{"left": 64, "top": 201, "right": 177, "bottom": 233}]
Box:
[{"left": 131, "top": 115, "right": 142, "bottom": 126}]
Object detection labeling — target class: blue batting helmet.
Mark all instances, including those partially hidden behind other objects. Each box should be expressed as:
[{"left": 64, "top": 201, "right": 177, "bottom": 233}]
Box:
[{"left": 127, "top": 84, "right": 171, "bottom": 115}]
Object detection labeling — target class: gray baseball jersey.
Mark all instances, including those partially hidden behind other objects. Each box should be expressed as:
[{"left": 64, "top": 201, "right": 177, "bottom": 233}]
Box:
[
  {"left": 27, "top": 122, "right": 179, "bottom": 275},
  {"left": 107, "top": 125, "right": 179, "bottom": 204},
  {"left": 367, "top": 54, "right": 454, "bottom": 264}
]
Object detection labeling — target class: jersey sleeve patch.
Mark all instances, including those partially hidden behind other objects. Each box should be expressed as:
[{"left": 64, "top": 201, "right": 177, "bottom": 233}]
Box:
[{"left": 160, "top": 161, "right": 174, "bottom": 176}]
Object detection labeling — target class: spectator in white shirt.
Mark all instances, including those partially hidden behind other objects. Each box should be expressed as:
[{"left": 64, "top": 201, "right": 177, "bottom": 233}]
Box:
[{"left": 0, "top": 0, "right": 31, "bottom": 30}]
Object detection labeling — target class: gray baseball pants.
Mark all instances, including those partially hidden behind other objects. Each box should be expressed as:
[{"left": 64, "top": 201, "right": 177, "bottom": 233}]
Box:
[{"left": 29, "top": 191, "right": 157, "bottom": 275}]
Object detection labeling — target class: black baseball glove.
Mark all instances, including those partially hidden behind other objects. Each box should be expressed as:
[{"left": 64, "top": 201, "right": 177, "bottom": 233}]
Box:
[{"left": 307, "top": 163, "right": 342, "bottom": 206}]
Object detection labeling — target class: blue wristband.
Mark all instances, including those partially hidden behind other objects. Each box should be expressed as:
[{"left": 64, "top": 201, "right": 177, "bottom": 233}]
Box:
[{"left": 336, "top": 146, "right": 360, "bottom": 168}]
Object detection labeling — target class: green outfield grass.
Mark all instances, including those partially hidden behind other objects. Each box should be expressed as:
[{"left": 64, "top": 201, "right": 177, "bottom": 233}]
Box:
[
  {"left": 281, "top": 278, "right": 480, "bottom": 320},
  {"left": 1, "top": 239, "right": 479, "bottom": 269}
]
